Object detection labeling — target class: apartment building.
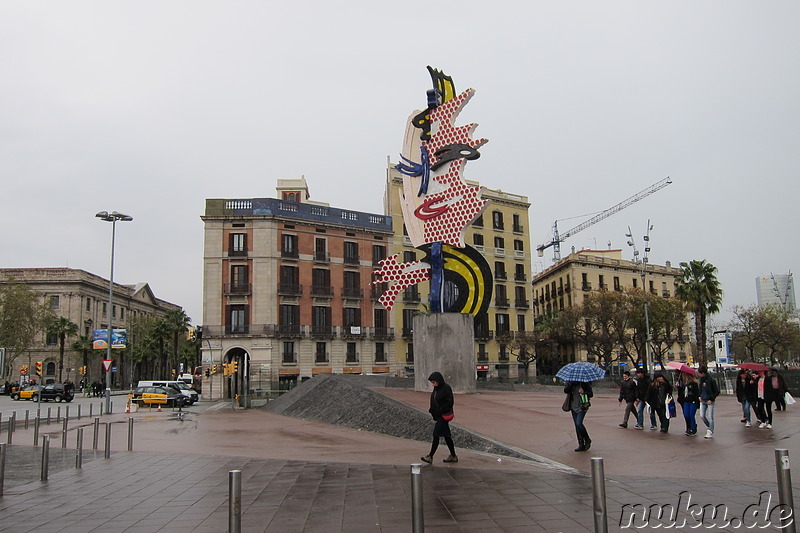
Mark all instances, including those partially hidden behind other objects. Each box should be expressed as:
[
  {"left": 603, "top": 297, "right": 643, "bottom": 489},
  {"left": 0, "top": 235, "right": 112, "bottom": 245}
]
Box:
[
  {"left": 0, "top": 267, "right": 183, "bottom": 385},
  {"left": 383, "top": 162, "right": 534, "bottom": 381},
  {"left": 531, "top": 249, "right": 689, "bottom": 364},
  {"left": 201, "top": 178, "right": 394, "bottom": 394}
]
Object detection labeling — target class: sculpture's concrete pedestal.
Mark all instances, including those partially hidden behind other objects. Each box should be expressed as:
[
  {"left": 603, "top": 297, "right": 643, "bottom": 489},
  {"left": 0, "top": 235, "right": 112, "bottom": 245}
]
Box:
[{"left": 413, "top": 313, "right": 476, "bottom": 393}]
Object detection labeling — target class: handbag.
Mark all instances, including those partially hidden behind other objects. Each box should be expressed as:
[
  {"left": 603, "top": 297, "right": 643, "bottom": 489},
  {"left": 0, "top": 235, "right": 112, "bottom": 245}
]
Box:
[
  {"left": 442, "top": 412, "right": 454, "bottom": 421},
  {"left": 785, "top": 392, "right": 796, "bottom": 405},
  {"left": 561, "top": 393, "right": 571, "bottom": 412}
]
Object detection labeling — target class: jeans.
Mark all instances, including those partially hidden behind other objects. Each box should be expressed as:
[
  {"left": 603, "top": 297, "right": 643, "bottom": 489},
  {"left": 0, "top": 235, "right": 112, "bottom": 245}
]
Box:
[
  {"left": 683, "top": 402, "right": 698, "bottom": 433},
  {"left": 700, "top": 401, "right": 715, "bottom": 432},
  {"left": 571, "top": 408, "right": 590, "bottom": 443},
  {"left": 741, "top": 399, "right": 752, "bottom": 422},
  {"left": 636, "top": 400, "right": 646, "bottom": 427}
]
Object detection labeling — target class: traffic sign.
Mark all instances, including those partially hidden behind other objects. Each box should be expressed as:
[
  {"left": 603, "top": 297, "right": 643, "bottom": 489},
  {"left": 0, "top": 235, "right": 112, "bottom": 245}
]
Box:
[{"left": 102, "top": 360, "right": 112, "bottom": 372}]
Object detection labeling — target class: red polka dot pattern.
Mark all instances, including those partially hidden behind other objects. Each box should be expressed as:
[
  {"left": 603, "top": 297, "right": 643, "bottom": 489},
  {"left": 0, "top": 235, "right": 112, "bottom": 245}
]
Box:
[{"left": 370, "top": 254, "right": 430, "bottom": 311}]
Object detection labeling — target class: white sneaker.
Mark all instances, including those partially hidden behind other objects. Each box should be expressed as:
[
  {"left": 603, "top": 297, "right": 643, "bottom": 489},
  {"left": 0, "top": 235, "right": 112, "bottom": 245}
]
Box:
[
  {"left": 704, "top": 430, "right": 713, "bottom": 439},
  {"left": 766, "top": 423, "right": 772, "bottom": 429},
  {"left": 745, "top": 422, "right": 751, "bottom": 427},
  {"left": 758, "top": 422, "right": 766, "bottom": 429}
]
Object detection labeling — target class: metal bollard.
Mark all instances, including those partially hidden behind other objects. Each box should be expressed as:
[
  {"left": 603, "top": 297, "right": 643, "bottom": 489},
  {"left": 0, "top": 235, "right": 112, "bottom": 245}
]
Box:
[
  {"left": 127, "top": 418, "right": 134, "bottom": 451},
  {"left": 92, "top": 418, "right": 99, "bottom": 450},
  {"left": 77, "top": 404, "right": 81, "bottom": 420},
  {"left": 591, "top": 458, "right": 609, "bottom": 533},
  {"left": 76, "top": 428, "right": 83, "bottom": 469},
  {"left": 229, "top": 470, "right": 241, "bottom": 533},
  {"left": 57, "top": 406, "right": 61, "bottom": 423},
  {"left": 40, "top": 435, "right": 50, "bottom": 481},
  {"left": 775, "top": 449, "right": 796, "bottom": 533},
  {"left": 99, "top": 403, "right": 104, "bottom": 416},
  {"left": 25, "top": 410, "right": 29, "bottom": 430},
  {"left": 65, "top": 406, "right": 70, "bottom": 420},
  {"left": 10, "top": 412, "right": 16, "bottom": 433},
  {"left": 89, "top": 403, "right": 93, "bottom": 418},
  {"left": 411, "top": 463, "right": 424, "bottom": 533},
  {"left": 5, "top": 418, "right": 11, "bottom": 445},
  {"left": 33, "top": 417, "right": 40, "bottom": 446},
  {"left": 0, "top": 443, "right": 6, "bottom": 496},
  {"left": 47, "top": 407, "right": 51, "bottom": 425},
  {"left": 62, "top": 417, "right": 69, "bottom": 448},
  {"left": 104, "top": 422, "right": 111, "bottom": 459}
]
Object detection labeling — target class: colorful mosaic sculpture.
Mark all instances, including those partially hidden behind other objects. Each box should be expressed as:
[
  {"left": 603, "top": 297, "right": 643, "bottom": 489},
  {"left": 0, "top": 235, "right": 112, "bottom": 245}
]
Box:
[{"left": 372, "top": 67, "right": 493, "bottom": 316}]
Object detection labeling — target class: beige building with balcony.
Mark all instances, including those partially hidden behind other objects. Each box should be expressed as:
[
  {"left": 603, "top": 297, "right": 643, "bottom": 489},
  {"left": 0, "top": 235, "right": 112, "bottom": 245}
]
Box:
[
  {"left": 383, "top": 161, "right": 534, "bottom": 381},
  {"left": 531, "top": 249, "right": 690, "bottom": 365}
]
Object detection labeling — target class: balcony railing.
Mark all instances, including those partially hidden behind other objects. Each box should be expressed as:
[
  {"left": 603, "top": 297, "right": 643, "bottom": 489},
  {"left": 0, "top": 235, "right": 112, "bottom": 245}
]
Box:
[
  {"left": 582, "top": 282, "right": 592, "bottom": 291},
  {"left": 513, "top": 224, "right": 524, "bottom": 233},
  {"left": 228, "top": 249, "right": 248, "bottom": 257},
  {"left": 494, "top": 297, "right": 510, "bottom": 308},
  {"left": 313, "top": 251, "right": 330, "bottom": 263},
  {"left": 495, "top": 271, "right": 507, "bottom": 280},
  {"left": 477, "top": 352, "right": 489, "bottom": 362},
  {"left": 315, "top": 352, "right": 329, "bottom": 364},
  {"left": 224, "top": 283, "right": 252, "bottom": 295},
  {"left": 369, "top": 327, "right": 395, "bottom": 340},
  {"left": 474, "top": 329, "right": 494, "bottom": 341},
  {"left": 514, "top": 273, "right": 527, "bottom": 282},
  {"left": 402, "top": 328, "right": 413, "bottom": 339},
  {"left": 496, "top": 329, "right": 512, "bottom": 340},
  {"left": 370, "top": 286, "right": 387, "bottom": 301},
  {"left": 282, "top": 352, "right": 297, "bottom": 364},
  {"left": 402, "top": 291, "right": 421, "bottom": 303},
  {"left": 311, "top": 285, "right": 334, "bottom": 297},
  {"left": 310, "top": 325, "right": 335, "bottom": 338},
  {"left": 277, "top": 283, "right": 302, "bottom": 296},
  {"left": 341, "top": 287, "right": 364, "bottom": 300},
  {"left": 281, "top": 249, "right": 299, "bottom": 259},
  {"left": 514, "top": 299, "right": 529, "bottom": 309},
  {"left": 343, "top": 255, "right": 360, "bottom": 265},
  {"left": 225, "top": 324, "right": 251, "bottom": 335},
  {"left": 264, "top": 324, "right": 304, "bottom": 338}
]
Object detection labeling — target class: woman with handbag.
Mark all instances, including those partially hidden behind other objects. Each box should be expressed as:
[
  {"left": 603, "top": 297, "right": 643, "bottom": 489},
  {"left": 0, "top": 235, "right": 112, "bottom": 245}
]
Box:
[
  {"left": 564, "top": 381, "right": 593, "bottom": 452},
  {"left": 646, "top": 373, "right": 673, "bottom": 433},
  {"left": 421, "top": 371, "right": 458, "bottom": 464}
]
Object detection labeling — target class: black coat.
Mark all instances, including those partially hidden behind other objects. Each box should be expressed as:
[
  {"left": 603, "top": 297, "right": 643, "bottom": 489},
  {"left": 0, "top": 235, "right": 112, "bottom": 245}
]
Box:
[
  {"left": 618, "top": 378, "right": 637, "bottom": 403},
  {"left": 428, "top": 372, "right": 454, "bottom": 421}
]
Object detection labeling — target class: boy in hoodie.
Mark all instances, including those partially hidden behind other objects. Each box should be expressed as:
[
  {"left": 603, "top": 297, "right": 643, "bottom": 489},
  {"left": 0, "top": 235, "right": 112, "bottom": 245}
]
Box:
[{"left": 421, "top": 371, "right": 458, "bottom": 464}]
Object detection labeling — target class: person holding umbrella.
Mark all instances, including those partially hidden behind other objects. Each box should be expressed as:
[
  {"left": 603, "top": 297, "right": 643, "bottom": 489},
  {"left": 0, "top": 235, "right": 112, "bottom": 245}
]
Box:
[{"left": 557, "top": 362, "right": 604, "bottom": 452}]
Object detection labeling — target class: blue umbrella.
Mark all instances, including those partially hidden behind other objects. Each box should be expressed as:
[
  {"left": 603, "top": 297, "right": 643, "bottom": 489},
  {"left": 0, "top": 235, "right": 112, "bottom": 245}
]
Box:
[{"left": 556, "top": 362, "right": 606, "bottom": 382}]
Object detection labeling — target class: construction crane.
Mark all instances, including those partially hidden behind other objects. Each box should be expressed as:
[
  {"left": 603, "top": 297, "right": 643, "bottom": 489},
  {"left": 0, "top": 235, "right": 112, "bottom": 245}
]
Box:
[{"left": 537, "top": 177, "right": 673, "bottom": 262}]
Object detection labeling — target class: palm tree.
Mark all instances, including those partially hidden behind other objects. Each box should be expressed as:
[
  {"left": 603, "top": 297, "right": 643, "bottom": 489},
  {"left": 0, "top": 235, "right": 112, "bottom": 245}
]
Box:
[
  {"left": 47, "top": 317, "right": 79, "bottom": 382},
  {"left": 676, "top": 260, "right": 723, "bottom": 363},
  {"left": 164, "top": 310, "right": 191, "bottom": 374},
  {"left": 70, "top": 335, "right": 94, "bottom": 384}
]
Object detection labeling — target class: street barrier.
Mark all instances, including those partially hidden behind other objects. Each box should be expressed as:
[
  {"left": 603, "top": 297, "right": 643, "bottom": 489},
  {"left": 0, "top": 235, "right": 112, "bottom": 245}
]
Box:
[
  {"left": 40, "top": 435, "right": 49, "bottom": 481},
  {"left": 76, "top": 428, "right": 83, "bottom": 469},
  {"left": 104, "top": 422, "right": 111, "bottom": 459},
  {"left": 127, "top": 418, "right": 133, "bottom": 451},
  {"left": 0, "top": 443, "right": 5, "bottom": 496},
  {"left": 411, "top": 463, "right": 424, "bottom": 533},
  {"left": 591, "top": 457, "right": 608, "bottom": 533},
  {"left": 775, "top": 449, "right": 796, "bottom": 533},
  {"left": 229, "top": 470, "right": 241, "bottom": 533}
]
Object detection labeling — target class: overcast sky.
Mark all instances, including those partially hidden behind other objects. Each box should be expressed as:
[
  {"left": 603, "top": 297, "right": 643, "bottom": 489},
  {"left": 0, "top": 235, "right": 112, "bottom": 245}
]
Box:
[{"left": 2, "top": 2, "right": 798, "bottom": 329}]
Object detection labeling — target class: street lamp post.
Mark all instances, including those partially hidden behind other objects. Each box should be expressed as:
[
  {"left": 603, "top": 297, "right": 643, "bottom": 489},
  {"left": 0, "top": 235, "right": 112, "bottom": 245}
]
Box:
[
  {"left": 626, "top": 221, "right": 654, "bottom": 378},
  {"left": 95, "top": 211, "right": 133, "bottom": 414}
]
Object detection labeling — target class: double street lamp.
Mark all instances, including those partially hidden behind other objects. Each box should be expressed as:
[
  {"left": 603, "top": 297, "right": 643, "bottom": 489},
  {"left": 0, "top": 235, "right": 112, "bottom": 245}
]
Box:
[
  {"left": 626, "top": 221, "right": 654, "bottom": 378},
  {"left": 96, "top": 210, "right": 133, "bottom": 413}
]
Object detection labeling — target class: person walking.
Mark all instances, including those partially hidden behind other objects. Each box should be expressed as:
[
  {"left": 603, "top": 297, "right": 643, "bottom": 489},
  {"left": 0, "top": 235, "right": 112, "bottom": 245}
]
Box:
[
  {"left": 756, "top": 370, "right": 778, "bottom": 429},
  {"left": 565, "top": 380, "right": 593, "bottom": 451},
  {"left": 735, "top": 369, "right": 756, "bottom": 427},
  {"left": 617, "top": 371, "right": 637, "bottom": 428},
  {"left": 698, "top": 366, "right": 720, "bottom": 438},
  {"left": 772, "top": 369, "right": 789, "bottom": 411},
  {"left": 634, "top": 368, "right": 652, "bottom": 430},
  {"left": 646, "top": 373, "right": 673, "bottom": 433},
  {"left": 676, "top": 371, "right": 700, "bottom": 436},
  {"left": 421, "top": 371, "right": 458, "bottom": 464}
]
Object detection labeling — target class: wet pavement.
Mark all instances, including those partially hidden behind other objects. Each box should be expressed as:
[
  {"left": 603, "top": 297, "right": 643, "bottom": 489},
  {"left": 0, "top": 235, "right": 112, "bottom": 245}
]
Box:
[{"left": 0, "top": 388, "right": 797, "bottom": 532}]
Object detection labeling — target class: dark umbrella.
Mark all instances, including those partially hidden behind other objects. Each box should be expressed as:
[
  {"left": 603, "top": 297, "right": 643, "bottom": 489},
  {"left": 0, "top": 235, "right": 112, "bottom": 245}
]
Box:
[{"left": 556, "top": 362, "right": 606, "bottom": 382}]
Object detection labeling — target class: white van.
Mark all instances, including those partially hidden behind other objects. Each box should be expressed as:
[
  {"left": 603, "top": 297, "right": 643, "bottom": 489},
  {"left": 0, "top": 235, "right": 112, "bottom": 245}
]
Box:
[{"left": 137, "top": 380, "right": 199, "bottom": 405}]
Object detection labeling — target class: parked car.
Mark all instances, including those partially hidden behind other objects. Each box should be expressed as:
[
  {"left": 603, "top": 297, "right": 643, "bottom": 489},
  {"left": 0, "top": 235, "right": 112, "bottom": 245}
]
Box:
[
  {"left": 10, "top": 385, "right": 40, "bottom": 401},
  {"left": 36, "top": 383, "right": 75, "bottom": 402},
  {"left": 137, "top": 380, "right": 199, "bottom": 405},
  {"left": 131, "top": 386, "right": 186, "bottom": 408}
]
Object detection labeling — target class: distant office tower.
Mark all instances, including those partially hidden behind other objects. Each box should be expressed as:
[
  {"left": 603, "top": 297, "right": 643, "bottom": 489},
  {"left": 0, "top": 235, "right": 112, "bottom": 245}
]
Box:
[{"left": 755, "top": 273, "right": 796, "bottom": 312}]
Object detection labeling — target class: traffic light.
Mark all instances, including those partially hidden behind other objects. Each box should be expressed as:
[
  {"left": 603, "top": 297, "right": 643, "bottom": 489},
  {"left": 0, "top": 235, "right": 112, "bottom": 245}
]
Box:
[
  {"left": 35, "top": 361, "right": 42, "bottom": 376},
  {"left": 196, "top": 326, "right": 203, "bottom": 340},
  {"left": 171, "top": 368, "right": 176, "bottom": 376},
  {"left": 222, "top": 363, "right": 231, "bottom": 376},
  {"left": 20, "top": 364, "right": 28, "bottom": 375},
  {"left": 205, "top": 368, "right": 210, "bottom": 377},
  {"left": 78, "top": 366, "right": 84, "bottom": 375},
  {"left": 231, "top": 361, "right": 238, "bottom": 373},
  {"left": 187, "top": 328, "right": 196, "bottom": 341},
  {"left": 212, "top": 364, "right": 217, "bottom": 374}
]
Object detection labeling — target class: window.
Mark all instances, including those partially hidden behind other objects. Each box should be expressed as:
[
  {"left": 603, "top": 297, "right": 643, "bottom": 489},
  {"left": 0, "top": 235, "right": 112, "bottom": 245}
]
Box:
[
  {"left": 474, "top": 314, "right": 490, "bottom": 338},
  {"left": 407, "top": 343, "right": 414, "bottom": 362},
  {"left": 312, "top": 269, "right": 331, "bottom": 296},
  {"left": 113, "top": 305, "right": 117, "bottom": 318},
  {"left": 517, "top": 314, "right": 526, "bottom": 332},
  {"left": 282, "top": 341, "right": 296, "bottom": 363},
  {"left": 494, "top": 236, "right": 505, "bottom": 249},
  {"left": 494, "top": 261, "right": 506, "bottom": 279},
  {"left": 312, "top": 306, "right": 331, "bottom": 335},
  {"left": 283, "top": 191, "right": 298, "bottom": 202},
  {"left": 515, "top": 263, "right": 526, "bottom": 282},
  {"left": 515, "top": 286, "right": 528, "bottom": 307},
  {"left": 279, "top": 265, "right": 299, "bottom": 294},
  {"left": 343, "top": 308, "right": 361, "bottom": 328},
  {"left": 120, "top": 307, "right": 125, "bottom": 320},
  {"left": 232, "top": 265, "right": 250, "bottom": 291},
  {"left": 375, "top": 343, "right": 386, "bottom": 363},
  {"left": 228, "top": 305, "right": 248, "bottom": 333},
  {"left": 314, "top": 238, "right": 328, "bottom": 262},
  {"left": 281, "top": 234, "right": 298, "bottom": 258},
  {"left": 346, "top": 342, "right": 358, "bottom": 363},
  {"left": 372, "top": 244, "right": 386, "bottom": 264},
  {"left": 46, "top": 332, "right": 58, "bottom": 345},
  {"left": 614, "top": 276, "right": 621, "bottom": 291},
  {"left": 513, "top": 214, "right": 523, "bottom": 233},
  {"left": 343, "top": 271, "right": 361, "bottom": 299},
  {"left": 49, "top": 295, "right": 60, "bottom": 309},
  {"left": 473, "top": 233, "right": 484, "bottom": 246},
  {"left": 85, "top": 298, "right": 91, "bottom": 312},
  {"left": 633, "top": 278, "right": 638, "bottom": 288},
  {"left": 495, "top": 284, "right": 508, "bottom": 306},
  {"left": 403, "top": 250, "right": 416, "bottom": 263},
  {"left": 279, "top": 304, "right": 300, "bottom": 334},
  {"left": 344, "top": 241, "right": 359, "bottom": 264},
  {"left": 315, "top": 342, "right": 328, "bottom": 363},
  {"left": 492, "top": 211, "right": 504, "bottom": 230},
  {"left": 46, "top": 362, "right": 56, "bottom": 375},
  {"left": 598, "top": 275, "right": 606, "bottom": 290},
  {"left": 499, "top": 344, "right": 508, "bottom": 361},
  {"left": 473, "top": 214, "right": 484, "bottom": 227},
  {"left": 373, "top": 308, "right": 387, "bottom": 329},
  {"left": 402, "top": 309, "right": 415, "bottom": 337},
  {"left": 102, "top": 302, "right": 107, "bottom": 315},
  {"left": 495, "top": 313, "right": 510, "bottom": 336},
  {"left": 229, "top": 233, "right": 247, "bottom": 256},
  {"left": 513, "top": 239, "right": 524, "bottom": 251}
]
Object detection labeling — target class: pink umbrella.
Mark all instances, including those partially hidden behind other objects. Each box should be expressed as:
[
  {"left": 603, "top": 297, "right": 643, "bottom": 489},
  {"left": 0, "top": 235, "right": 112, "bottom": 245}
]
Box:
[
  {"left": 666, "top": 361, "right": 697, "bottom": 376},
  {"left": 737, "top": 362, "right": 770, "bottom": 371}
]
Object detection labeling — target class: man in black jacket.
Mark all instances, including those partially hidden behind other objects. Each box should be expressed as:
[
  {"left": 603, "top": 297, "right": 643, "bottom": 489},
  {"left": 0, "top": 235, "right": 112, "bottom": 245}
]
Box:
[
  {"left": 634, "top": 368, "right": 652, "bottom": 430},
  {"left": 618, "top": 371, "right": 637, "bottom": 428}
]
